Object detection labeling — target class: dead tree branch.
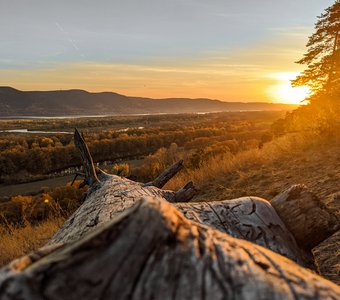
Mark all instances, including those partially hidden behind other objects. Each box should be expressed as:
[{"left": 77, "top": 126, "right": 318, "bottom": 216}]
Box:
[
  {"left": 74, "top": 128, "right": 99, "bottom": 187},
  {"left": 145, "top": 160, "right": 184, "bottom": 188}
]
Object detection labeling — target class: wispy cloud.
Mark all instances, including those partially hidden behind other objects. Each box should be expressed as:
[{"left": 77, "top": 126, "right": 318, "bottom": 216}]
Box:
[{"left": 55, "top": 22, "right": 81, "bottom": 53}]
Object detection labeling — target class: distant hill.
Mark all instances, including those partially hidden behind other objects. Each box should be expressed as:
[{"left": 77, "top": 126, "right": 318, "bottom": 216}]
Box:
[{"left": 0, "top": 87, "right": 297, "bottom": 116}]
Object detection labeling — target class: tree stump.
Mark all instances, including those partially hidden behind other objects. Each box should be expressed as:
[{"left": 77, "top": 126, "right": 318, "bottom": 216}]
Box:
[
  {"left": 1, "top": 197, "right": 339, "bottom": 300},
  {"left": 271, "top": 184, "right": 339, "bottom": 250}
]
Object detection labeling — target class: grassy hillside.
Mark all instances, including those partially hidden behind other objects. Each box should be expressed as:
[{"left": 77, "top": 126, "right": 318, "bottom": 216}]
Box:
[{"left": 166, "top": 132, "right": 340, "bottom": 209}]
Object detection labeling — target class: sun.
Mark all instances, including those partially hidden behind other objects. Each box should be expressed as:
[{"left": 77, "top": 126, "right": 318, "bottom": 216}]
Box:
[
  {"left": 267, "top": 72, "right": 311, "bottom": 104},
  {"left": 275, "top": 84, "right": 310, "bottom": 104}
]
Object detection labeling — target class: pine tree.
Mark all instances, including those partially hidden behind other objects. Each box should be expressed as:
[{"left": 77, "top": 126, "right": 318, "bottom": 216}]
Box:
[{"left": 292, "top": 1, "right": 340, "bottom": 97}]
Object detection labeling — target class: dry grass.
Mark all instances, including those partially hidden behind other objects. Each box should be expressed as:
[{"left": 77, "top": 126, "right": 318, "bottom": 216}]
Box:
[
  {"left": 165, "top": 132, "right": 340, "bottom": 201},
  {"left": 166, "top": 132, "right": 318, "bottom": 191},
  {"left": 0, "top": 218, "right": 64, "bottom": 267}
]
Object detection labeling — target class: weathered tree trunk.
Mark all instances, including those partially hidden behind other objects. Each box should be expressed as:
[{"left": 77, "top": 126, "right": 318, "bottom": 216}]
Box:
[
  {"left": 271, "top": 185, "right": 339, "bottom": 250},
  {"left": 49, "top": 173, "right": 309, "bottom": 266},
  {"left": 1, "top": 197, "right": 339, "bottom": 300}
]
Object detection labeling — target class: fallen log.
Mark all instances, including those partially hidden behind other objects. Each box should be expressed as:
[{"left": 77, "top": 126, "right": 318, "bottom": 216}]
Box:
[
  {"left": 271, "top": 185, "right": 339, "bottom": 250},
  {"left": 49, "top": 171, "right": 309, "bottom": 266},
  {"left": 48, "top": 130, "right": 309, "bottom": 267},
  {"left": 1, "top": 197, "right": 339, "bottom": 300}
]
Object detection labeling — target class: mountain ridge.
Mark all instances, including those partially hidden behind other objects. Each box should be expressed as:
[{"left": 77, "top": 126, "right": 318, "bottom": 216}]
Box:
[{"left": 0, "top": 86, "right": 298, "bottom": 116}]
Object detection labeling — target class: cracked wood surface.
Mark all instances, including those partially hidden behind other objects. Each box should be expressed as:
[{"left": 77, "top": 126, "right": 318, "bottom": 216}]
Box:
[
  {"left": 0, "top": 197, "right": 339, "bottom": 300},
  {"left": 175, "top": 197, "right": 310, "bottom": 266},
  {"left": 48, "top": 175, "right": 309, "bottom": 266},
  {"left": 49, "top": 174, "right": 177, "bottom": 245}
]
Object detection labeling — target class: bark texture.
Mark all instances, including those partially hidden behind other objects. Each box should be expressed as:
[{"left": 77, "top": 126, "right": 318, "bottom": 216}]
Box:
[
  {"left": 176, "top": 197, "right": 310, "bottom": 266},
  {"left": 49, "top": 174, "right": 176, "bottom": 244},
  {"left": 312, "top": 230, "right": 340, "bottom": 285},
  {"left": 271, "top": 184, "right": 339, "bottom": 250},
  {"left": 1, "top": 197, "right": 339, "bottom": 300},
  {"left": 324, "top": 192, "right": 340, "bottom": 219}
]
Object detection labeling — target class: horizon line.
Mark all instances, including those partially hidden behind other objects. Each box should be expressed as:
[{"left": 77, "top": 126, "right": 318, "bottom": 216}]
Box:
[{"left": 0, "top": 86, "right": 300, "bottom": 106}]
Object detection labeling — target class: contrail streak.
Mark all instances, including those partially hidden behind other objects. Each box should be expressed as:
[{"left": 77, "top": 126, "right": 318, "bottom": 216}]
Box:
[{"left": 55, "top": 21, "right": 80, "bottom": 51}]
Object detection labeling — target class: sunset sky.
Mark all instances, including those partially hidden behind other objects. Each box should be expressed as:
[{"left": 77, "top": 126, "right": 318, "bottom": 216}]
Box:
[{"left": 0, "top": 0, "right": 335, "bottom": 103}]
